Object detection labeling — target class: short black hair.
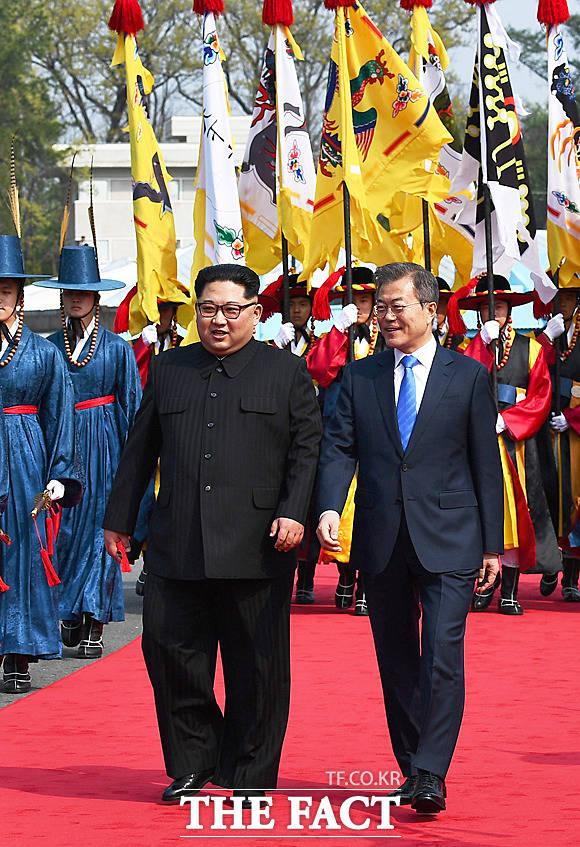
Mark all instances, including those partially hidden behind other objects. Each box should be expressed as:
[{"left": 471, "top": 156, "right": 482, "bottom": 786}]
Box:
[
  {"left": 194, "top": 264, "right": 260, "bottom": 300},
  {"left": 375, "top": 262, "right": 439, "bottom": 307}
]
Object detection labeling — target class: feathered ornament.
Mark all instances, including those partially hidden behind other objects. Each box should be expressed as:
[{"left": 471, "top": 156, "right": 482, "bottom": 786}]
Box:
[
  {"left": 108, "top": 0, "right": 145, "bottom": 35},
  {"left": 88, "top": 157, "right": 100, "bottom": 275},
  {"left": 59, "top": 153, "right": 77, "bottom": 253},
  {"left": 9, "top": 138, "right": 21, "bottom": 239},
  {"left": 262, "top": 0, "right": 294, "bottom": 25},
  {"left": 193, "top": 0, "right": 225, "bottom": 15},
  {"left": 537, "top": 0, "right": 569, "bottom": 24},
  {"left": 324, "top": 0, "right": 356, "bottom": 9}
]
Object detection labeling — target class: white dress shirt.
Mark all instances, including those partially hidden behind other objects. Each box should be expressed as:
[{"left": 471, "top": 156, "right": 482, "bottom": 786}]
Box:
[
  {"left": 70, "top": 317, "right": 96, "bottom": 362},
  {"left": 0, "top": 314, "right": 19, "bottom": 359},
  {"left": 394, "top": 335, "right": 438, "bottom": 411}
]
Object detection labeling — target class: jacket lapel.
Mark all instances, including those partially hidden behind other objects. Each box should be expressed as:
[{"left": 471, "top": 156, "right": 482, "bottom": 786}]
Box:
[
  {"left": 373, "top": 349, "right": 404, "bottom": 457},
  {"left": 405, "top": 344, "right": 454, "bottom": 455}
]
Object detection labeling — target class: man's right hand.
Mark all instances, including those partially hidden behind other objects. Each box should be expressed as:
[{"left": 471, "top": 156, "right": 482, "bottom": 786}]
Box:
[
  {"left": 104, "top": 529, "right": 131, "bottom": 561},
  {"left": 317, "top": 511, "right": 342, "bottom": 553},
  {"left": 141, "top": 323, "right": 159, "bottom": 347}
]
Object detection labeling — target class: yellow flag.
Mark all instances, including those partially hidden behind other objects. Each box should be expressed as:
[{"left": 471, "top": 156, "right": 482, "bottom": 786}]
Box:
[
  {"left": 111, "top": 33, "right": 192, "bottom": 335},
  {"left": 303, "top": 3, "right": 452, "bottom": 278}
]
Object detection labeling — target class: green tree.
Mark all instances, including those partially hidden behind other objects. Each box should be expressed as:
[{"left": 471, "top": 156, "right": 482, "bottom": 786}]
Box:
[
  {"left": 30, "top": 0, "right": 474, "bottom": 146},
  {"left": 0, "top": 1, "right": 65, "bottom": 275}
]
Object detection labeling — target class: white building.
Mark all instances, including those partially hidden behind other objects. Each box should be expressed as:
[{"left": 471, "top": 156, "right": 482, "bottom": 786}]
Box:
[{"left": 61, "top": 115, "right": 252, "bottom": 263}]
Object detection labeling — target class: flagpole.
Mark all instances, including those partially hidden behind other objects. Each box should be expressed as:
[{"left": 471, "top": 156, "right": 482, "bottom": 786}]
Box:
[
  {"left": 281, "top": 233, "right": 290, "bottom": 324},
  {"left": 422, "top": 199, "right": 431, "bottom": 272},
  {"left": 553, "top": 270, "right": 561, "bottom": 414},
  {"left": 483, "top": 182, "right": 497, "bottom": 402},
  {"left": 343, "top": 182, "right": 355, "bottom": 362}
]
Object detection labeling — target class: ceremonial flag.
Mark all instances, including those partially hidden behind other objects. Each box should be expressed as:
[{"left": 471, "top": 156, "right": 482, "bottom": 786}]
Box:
[
  {"left": 543, "top": 5, "right": 580, "bottom": 285},
  {"left": 239, "top": 2, "right": 316, "bottom": 275},
  {"left": 108, "top": 0, "right": 192, "bottom": 335},
  {"left": 191, "top": 4, "right": 245, "bottom": 284},
  {"left": 403, "top": 0, "right": 474, "bottom": 283},
  {"left": 303, "top": 0, "right": 452, "bottom": 279},
  {"left": 450, "top": 0, "right": 555, "bottom": 303}
]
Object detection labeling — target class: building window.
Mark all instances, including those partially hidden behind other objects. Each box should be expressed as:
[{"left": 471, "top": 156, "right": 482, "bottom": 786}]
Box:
[
  {"left": 168, "top": 179, "right": 180, "bottom": 202},
  {"left": 181, "top": 178, "right": 195, "bottom": 200},
  {"left": 110, "top": 178, "right": 132, "bottom": 198},
  {"left": 78, "top": 179, "right": 109, "bottom": 202}
]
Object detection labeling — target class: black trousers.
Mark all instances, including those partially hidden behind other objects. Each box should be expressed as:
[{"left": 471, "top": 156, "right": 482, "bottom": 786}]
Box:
[
  {"left": 142, "top": 570, "right": 294, "bottom": 787},
  {"left": 364, "top": 516, "right": 477, "bottom": 780}
]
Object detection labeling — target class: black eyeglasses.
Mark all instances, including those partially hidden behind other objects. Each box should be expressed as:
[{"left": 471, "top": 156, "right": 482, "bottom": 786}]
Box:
[{"left": 196, "top": 301, "right": 258, "bottom": 320}]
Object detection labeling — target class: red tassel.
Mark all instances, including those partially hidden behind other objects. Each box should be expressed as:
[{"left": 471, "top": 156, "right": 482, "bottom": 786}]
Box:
[
  {"left": 46, "top": 513, "right": 54, "bottom": 557},
  {"left": 312, "top": 266, "right": 346, "bottom": 321},
  {"left": 533, "top": 289, "right": 554, "bottom": 319},
  {"left": 259, "top": 274, "right": 285, "bottom": 322},
  {"left": 41, "top": 548, "right": 61, "bottom": 587},
  {"left": 0, "top": 575, "right": 9, "bottom": 592},
  {"left": 117, "top": 541, "right": 132, "bottom": 573},
  {"left": 51, "top": 504, "right": 62, "bottom": 540},
  {"left": 263, "top": 0, "right": 294, "bottom": 26},
  {"left": 324, "top": 0, "right": 357, "bottom": 9},
  {"left": 193, "top": 0, "right": 225, "bottom": 15},
  {"left": 463, "top": 0, "right": 498, "bottom": 6},
  {"left": 400, "top": 0, "right": 432, "bottom": 10},
  {"left": 108, "top": 0, "right": 145, "bottom": 35},
  {"left": 537, "top": 0, "right": 570, "bottom": 26},
  {"left": 447, "top": 281, "right": 476, "bottom": 336},
  {"left": 113, "top": 285, "right": 137, "bottom": 334}
]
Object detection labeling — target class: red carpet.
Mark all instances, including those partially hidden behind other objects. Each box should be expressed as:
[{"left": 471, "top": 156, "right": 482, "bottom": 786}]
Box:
[{"left": 1, "top": 572, "right": 579, "bottom": 846}]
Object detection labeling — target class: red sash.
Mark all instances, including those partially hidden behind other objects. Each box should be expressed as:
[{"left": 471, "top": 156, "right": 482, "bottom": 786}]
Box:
[
  {"left": 75, "top": 395, "right": 115, "bottom": 411},
  {"left": 3, "top": 405, "right": 39, "bottom": 414}
]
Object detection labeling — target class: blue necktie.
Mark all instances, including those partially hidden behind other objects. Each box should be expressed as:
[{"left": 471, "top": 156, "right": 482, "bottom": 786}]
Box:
[{"left": 397, "top": 355, "right": 419, "bottom": 450}]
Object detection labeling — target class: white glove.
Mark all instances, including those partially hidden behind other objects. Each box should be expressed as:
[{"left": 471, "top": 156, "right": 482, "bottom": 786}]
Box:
[
  {"left": 480, "top": 320, "right": 500, "bottom": 345},
  {"left": 432, "top": 315, "right": 439, "bottom": 332},
  {"left": 141, "top": 323, "right": 158, "bottom": 347},
  {"left": 274, "top": 322, "right": 295, "bottom": 349},
  {"left": 544, "top": 313, "right": 565, "bottom": 343},
  {"left": 551, "top": 412, "right": 569, "bottom": 433},
  {"left": 496, "top": 413, "right": 507, "bottom": 434},
  {"left": 334, "top": 303, "right": 358, "bottom": 332},
  {"left": 46, "top": 480, "right": 65, "bottom": 501}
]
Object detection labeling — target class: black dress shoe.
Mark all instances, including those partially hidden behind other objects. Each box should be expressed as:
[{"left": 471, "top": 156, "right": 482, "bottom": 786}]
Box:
[
  {"left": 387, "top": 776, "right": 417, "bottom": 805},
  {"left": 411, "top": 770, "right": 446, "bottom": 814},
  {"left": 135, "top": 569, "right": 147, "bottom": 597},
  {"left": 230, "top": 790, "right": 267, "bottom": 809},
  {"left": 161, "top": 770, "right": 215, "bottom": 804},
  {"left": 354, "top": 597, "right": 369, "bottom": 616},
  {"left": 540, "top": 573, "right": 559, "bottom": 596},
  {"left": 2, "top": 654, "right": 31, "bottom": 694}
]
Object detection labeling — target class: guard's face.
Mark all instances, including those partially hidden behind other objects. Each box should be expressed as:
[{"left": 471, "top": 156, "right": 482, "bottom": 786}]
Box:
[
  {"left": 480, "top": 299, "right": 509, "bottom": 330},
  {"left": 0, "top": 278, "right": 20, "bottom": 323},
  {"left": 62, "top": 290, "right": 97, "bottom": 320},
  {"left": 352, "top": 290, "right": 374, "bottom": 324},
  {"left": 377, "top": 276, "right": 436, "bottom": 352},
  {"left": 157, "top": 304, "right": 176, "bottom": 335},
  {"left": 196, "top": 280, "right": 262, "bottom": 356},
  {"left": 289, "top": 296, "right": 311, "bottom": 330},
  {"left": 436, "top": 299, "right": 448, "bottom": 327},
  {"left": 559, "top": 290, "right": 579, "bottom": 321}
]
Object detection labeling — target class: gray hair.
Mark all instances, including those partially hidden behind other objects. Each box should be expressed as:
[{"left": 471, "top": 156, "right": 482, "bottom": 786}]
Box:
[{"left": 374, "top": 262, "right": 439, "bottom": 306}]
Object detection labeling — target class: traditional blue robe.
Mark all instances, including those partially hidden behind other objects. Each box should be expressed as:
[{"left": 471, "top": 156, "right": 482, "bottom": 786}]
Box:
[
  {"left": 0, "top": 393, "right": 7, "bottom": 518},
  {"left": 0, "top": 326, "right": 81, "bottom": 658},
  {"left": 48, "top": 326, "right": 141, "bottom": 624}
]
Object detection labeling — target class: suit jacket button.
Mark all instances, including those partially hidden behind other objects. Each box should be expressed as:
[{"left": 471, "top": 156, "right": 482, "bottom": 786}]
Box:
[
  {"left": 402, "top": 463, "right": 408, "bottom": 471},
  {"left": 210, "top": 392, "right": 218, "bottom": 398},
  {"left": 204, "top": 485, "right": 211, "bottom": 492},
  {"left": 204, "top": 453, "right": 212, "bottom": 459},
  {"left": 207, "top": 422, "right": 215, "bottom": 428},
  {"left": 395, "top": 497, "right": 402, "bottom": 504}
]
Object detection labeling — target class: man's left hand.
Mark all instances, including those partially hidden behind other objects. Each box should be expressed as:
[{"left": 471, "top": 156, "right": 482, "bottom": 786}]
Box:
[
  {"left": 475, "top": 553, "right": 500, "bottom": 594},
  {"left": 270, "top": 517, "right": 304, "bottom": 551}
]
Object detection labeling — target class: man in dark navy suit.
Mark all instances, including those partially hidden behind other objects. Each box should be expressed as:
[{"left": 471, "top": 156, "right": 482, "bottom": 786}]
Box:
[{"left": 317, "top": 263, "right": 503, "bottom": 814}]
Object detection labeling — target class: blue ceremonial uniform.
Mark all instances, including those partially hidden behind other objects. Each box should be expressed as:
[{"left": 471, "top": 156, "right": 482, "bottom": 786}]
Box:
[
  {"left": 0, "top": 327, "right": 82, "bottom": 657},
  {"left": 48, "top": 326, "right": 141, "bottom": 623}
]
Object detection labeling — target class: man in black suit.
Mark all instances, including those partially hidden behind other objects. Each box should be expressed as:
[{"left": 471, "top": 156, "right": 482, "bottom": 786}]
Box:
[
  {"left": 317, "top": 263, "right": 503, "bottom": 815},
  {"left": 103, "top": 264, "right": 322, "bottom": 805}
]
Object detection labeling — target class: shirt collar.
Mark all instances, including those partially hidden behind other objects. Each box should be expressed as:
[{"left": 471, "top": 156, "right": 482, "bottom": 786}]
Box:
[
  {"left": 394, "top": 334, "right": 437, "bottom": 369},
  {"left": 198, "top": 337, "right": 258, "bottom": 378}
]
